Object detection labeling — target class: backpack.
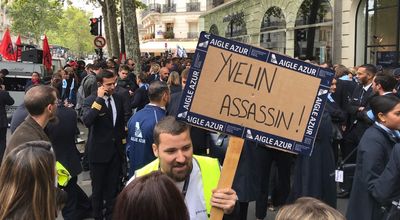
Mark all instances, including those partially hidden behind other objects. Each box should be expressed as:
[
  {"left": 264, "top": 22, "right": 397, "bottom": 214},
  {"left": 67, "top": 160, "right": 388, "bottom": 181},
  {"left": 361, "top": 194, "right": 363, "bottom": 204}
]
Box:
[{"left": 75, "top": 74, "right": 95, "bottom": 111}]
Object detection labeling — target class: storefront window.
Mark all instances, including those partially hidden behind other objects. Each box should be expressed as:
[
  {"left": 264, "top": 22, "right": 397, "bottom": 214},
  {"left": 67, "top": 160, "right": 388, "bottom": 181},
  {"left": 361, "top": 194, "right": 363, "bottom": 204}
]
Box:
[
  {"left": 356, "top": 0, "right": 399, "bottom": 68},
  {"left": 294, "top": 0, "right": 333, "bottom": 63},
  {"left": 367, "top": 0, "right": 397, "bottom": 10},
  {"left": 260, "top": 7, "right": 286, "bottom": 54}
]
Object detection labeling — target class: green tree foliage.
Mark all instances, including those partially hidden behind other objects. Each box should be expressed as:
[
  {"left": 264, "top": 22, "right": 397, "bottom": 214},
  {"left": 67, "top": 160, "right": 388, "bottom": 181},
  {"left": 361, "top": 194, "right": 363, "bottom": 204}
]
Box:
[
  {"left": 9, "top": 0, "right": 62, "bottom": 43},
  {"left": 47, "top": 6, "right": 95, "bottom": 58},
  {"left": 134, "top": 0, "right": 147, "bottom": 9}
]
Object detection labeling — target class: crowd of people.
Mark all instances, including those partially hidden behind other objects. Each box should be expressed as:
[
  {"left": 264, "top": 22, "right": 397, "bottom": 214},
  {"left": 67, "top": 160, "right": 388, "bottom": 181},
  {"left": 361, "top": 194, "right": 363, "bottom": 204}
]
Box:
[{"left": 0, "top": 55, "right": 399, "bottom": 220}]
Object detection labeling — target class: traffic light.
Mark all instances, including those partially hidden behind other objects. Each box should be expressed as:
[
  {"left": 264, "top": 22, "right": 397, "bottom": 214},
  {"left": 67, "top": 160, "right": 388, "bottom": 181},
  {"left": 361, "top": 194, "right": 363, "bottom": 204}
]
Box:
[{"left": 90, "top": 18, "right": 99, "bottom": 36}]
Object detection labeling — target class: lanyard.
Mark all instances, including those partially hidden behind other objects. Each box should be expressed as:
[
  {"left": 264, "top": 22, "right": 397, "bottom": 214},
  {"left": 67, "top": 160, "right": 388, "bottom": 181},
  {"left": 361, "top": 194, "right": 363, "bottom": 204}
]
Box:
[{"left": 182, "top": 175, "right": 190, "bottom": 198}]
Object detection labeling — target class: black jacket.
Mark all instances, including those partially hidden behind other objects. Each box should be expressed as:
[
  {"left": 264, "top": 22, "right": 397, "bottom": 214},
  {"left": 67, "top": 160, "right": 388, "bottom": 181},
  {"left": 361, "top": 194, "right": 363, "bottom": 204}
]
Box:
[
  {"left": 347, "top": 124, "right": 399, "bottom": 220},
  {"left": 0, "top": 90, "right": 14, "bottom": 128},
  {"left": 344, "top": 84, "right": 374, "bottom": 141},
  {"left": 114, "top": 86, "right": 132, "bottom": 123},
  {"left": 130, "top": 85, "right": 149, "bottom": 111},
  {"left": 82, "top": 93, "right": 126, "bottom": 163},
  {"left": 46, "top": 106, "right": 82, "bottom": 177},
  {"left": 371, "top": 143, "right": 400, "bottom": 205},
  {"left": 289, "top": 112, "right": 337, "bottom": 208}
]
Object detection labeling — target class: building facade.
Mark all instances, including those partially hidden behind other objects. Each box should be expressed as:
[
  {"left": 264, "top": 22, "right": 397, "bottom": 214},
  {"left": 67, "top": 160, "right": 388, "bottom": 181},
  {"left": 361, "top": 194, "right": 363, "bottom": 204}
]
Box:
[
  {"left": 139, "top": 0, "right": 208, "bottom": 54},
  {"left": 201, "top": 0, "right": 400, "bottom": 69}
]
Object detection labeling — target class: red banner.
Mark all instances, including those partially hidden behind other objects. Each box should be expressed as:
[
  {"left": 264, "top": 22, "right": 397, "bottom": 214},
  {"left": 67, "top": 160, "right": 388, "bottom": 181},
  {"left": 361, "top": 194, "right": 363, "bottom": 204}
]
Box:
[
  {"left": 42, "top": 35, "right": 52, "bottom": 71},
  {"left": 15, "top": 35, "right": 21, "bottom": 61},
  {"left": 0, "top": 28, "right": 15, "bottom": 61}
]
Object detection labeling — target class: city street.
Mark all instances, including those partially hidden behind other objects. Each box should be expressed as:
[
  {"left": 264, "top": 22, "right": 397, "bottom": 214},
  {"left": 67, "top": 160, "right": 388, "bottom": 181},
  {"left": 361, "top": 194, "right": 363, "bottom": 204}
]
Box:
[{"left": 0, "top": 0, "right": 398, "bottom": 219}]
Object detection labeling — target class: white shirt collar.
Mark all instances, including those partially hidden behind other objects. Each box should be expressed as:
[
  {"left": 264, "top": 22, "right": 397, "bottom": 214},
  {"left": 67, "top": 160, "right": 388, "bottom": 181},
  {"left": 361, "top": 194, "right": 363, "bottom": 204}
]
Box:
[
  {"left": 363, "top": 83, "right": 372, "bottom": 91},
  {"left": 148, "top": 103, "right": 166, "bottom": 110}
]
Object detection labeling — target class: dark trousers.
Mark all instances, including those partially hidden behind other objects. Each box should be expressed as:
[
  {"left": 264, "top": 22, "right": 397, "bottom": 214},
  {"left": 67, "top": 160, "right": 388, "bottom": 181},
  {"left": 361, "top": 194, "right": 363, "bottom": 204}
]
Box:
[
  {"left": 82, "top": 143, "right": 90, "bottom": 170},
  {"left": 342, "top": 135, "right": 358, "bottom": 164},
  {"left": 256, "top": 148, "right": 292, "bottom": 219},
  {"left": 62, "top": 176, "right": 91, "bottom": 220},
  {"left": 237, "top": 202, "right": 249, "bottom": 220},
  {"left": 0, "top": 127, "right": 7, "bottom": 163},
  {"left": 90, "top": 154, "right": 121, "bottom": 220},
  {"left": 341, "top": 126, "right": 364, "bottom": 192}
]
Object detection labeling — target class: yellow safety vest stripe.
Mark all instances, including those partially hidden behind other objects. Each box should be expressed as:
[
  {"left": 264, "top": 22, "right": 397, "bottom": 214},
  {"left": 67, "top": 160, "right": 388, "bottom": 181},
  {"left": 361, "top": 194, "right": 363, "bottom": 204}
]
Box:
[{"left": 56, "top": 161, "right": 71, "bottom": 187}]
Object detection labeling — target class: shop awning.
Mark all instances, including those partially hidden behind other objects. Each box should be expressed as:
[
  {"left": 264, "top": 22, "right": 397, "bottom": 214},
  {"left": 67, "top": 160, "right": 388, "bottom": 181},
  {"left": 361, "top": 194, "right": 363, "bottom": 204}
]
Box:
[{"left": 139, "top": 40, "right": 198, "bottom": 53}]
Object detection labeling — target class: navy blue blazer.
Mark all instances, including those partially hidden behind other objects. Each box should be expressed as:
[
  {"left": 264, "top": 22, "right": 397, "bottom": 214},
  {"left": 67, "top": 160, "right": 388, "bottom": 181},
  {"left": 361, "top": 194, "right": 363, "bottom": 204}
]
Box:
[
  {"left": 347, "top": 124, "right": 399, "bottom": 220},
  {"left": 82, "top": 93, "right": 125, "bottom": 163}
]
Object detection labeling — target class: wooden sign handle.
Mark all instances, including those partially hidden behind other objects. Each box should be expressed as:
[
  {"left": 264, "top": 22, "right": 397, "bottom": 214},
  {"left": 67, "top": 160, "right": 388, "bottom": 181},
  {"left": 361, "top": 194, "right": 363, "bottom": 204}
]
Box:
[{"left": 210, "top": 136, "right": 244, "bottom": 220}]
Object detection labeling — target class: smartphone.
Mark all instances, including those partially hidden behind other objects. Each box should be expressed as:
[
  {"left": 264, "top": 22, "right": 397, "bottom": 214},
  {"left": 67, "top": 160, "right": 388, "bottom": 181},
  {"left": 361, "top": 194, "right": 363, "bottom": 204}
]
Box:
[{"left": 97, "top": 82, "right": 109, "bottom": 96}]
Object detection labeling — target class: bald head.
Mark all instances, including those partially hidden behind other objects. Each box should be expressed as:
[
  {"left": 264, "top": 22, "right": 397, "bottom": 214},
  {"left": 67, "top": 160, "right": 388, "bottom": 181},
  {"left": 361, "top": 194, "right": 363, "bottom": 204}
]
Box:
[
  {"left": 160, "top": 67, "right": 170, "bottom": 82},
  {"left": 24, "top": 85, "right": 57, "bottom": 116}
]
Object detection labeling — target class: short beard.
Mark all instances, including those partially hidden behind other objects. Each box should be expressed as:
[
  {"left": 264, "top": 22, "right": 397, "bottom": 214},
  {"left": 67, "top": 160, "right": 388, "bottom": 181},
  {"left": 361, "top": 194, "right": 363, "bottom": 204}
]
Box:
[{"left": 168, "top": 161, "right": 193, "bottom": 182}]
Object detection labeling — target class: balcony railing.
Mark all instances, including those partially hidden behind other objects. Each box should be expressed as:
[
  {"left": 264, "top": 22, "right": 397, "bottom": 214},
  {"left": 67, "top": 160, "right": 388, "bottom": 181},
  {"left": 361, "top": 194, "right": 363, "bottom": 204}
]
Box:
[
  {"left": 187, "top": 32, "right": 199, "bottom": 39},
  {"left": 142, "top": 33, "right": 155, "bottom": 40},
  {"left": 141, "top": 3, "right": 161, "bottom": 17},
  {"left": 186, "top": 2, "right": 200, "bottom": 12},
  {"left": 162, "top": 4, "right": 176, "bottom": 13}
]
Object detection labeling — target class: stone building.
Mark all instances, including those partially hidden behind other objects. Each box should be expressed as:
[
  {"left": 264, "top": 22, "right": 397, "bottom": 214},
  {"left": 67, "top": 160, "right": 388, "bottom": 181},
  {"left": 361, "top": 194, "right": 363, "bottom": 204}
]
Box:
[
  {"left": 201, "top": 0, "right": 400, "bottom": 69},
  {"left": 139, "top": 0, "right": 207, "bottom": 54}
]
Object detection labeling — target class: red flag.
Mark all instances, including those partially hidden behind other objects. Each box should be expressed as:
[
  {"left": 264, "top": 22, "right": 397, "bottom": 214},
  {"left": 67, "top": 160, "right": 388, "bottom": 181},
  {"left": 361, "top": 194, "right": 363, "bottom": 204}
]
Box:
[
  {"left": 119, "top": 52, "right": 126, "bottom": 64},
  {"left": 42, "top": 35, "right": 52, "bottom": 71},
  {"left": 0, "top": 28, "right": 15, "bottom": 61},
  {"left": 15, "top": 35, "right": 21, "bottom": 61}
]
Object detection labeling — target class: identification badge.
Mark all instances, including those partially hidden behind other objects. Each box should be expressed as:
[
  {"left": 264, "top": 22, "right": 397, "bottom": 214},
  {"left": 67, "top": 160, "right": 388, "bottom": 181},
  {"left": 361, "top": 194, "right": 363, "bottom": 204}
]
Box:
[{"left": 335, "top": 170, "right": 344, "bottom": 183}]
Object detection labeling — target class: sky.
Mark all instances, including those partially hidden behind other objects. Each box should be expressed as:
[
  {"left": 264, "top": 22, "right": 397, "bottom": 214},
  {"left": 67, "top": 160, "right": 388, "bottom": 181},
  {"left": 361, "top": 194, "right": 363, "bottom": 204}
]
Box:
[{"left": 69, "top": 0, "right": 102, "bottom": 17}]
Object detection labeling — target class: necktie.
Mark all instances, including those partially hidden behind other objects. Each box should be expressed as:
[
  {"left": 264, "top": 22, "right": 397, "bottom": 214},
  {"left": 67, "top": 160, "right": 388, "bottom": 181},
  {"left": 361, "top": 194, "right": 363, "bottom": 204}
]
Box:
[
  {"left": 359, "top": 88, "right": 365, "bottom": 104},
  {"left": 107, "top": 97, "right": 113, "bottom": 126}
]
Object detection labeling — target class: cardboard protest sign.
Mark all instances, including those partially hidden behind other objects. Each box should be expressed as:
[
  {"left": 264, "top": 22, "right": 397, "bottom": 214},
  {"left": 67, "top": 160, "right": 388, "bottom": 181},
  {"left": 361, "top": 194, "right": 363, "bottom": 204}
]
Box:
[{"left": 177, "top": 32, "right": 334, "bottom": 156}]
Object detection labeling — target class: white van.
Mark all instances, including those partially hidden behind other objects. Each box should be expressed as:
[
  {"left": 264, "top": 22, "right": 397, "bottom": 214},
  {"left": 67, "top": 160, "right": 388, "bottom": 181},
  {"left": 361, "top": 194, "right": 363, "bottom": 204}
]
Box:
[{"left": 1, "top": 61, "right": 54, "bottom": 120}]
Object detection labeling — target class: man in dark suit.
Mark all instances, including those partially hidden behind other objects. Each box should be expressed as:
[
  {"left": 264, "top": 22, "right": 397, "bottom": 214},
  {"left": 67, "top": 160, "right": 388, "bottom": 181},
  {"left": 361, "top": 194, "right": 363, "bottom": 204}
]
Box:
[
  {"left": 114, "top": 83, "right": 132, "bottom": 123},
  {"left": 82, "top": 70, "right": 125, "bottom": 220},
  {"left": 343, "top": 64, "right": 377, "bottom": 160},
  {"left": 372, "top": 73, "right": 397, "bottom": 96},
  {"left": 46, "top": 104, "right": 91, "bottom": 220},
  {"left": 130, "top": 72, "right": 149, "bottom": 111},
  {"left": 340, "top": 64, "right": 377, "bottom": 196},
  {"left": 0, "top": 79, "right": 14, "bottom": 161}
]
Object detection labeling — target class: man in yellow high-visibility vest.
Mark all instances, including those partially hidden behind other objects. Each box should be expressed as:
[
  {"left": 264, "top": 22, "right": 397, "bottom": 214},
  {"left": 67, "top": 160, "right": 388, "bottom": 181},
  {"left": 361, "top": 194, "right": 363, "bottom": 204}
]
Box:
[{"left": 128, "top": 116, "right": 237, "bottom": 220}]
